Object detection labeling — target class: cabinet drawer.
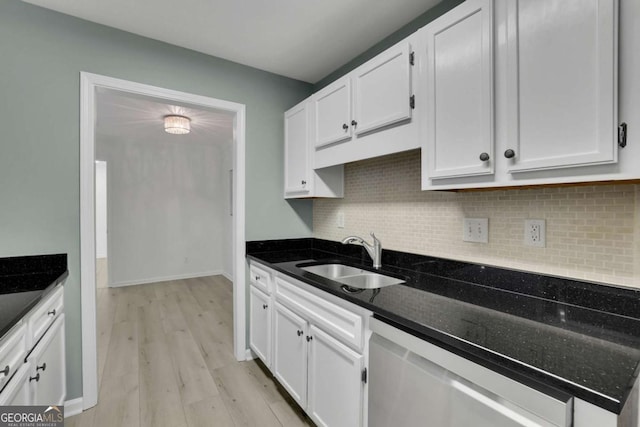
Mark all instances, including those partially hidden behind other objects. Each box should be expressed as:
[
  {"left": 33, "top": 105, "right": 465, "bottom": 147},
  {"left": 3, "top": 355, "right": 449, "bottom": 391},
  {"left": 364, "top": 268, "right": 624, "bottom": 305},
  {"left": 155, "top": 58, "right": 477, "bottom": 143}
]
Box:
[
  {"left": 0, "top": 363, "right": 30, "bottom": 405},
  {"left": 275, "top": 276, "right": 364, "bottom": 351},
  {"left": 250, "top": 264, "right": 272, "bottom": 294},
  {"left": 0, "top": 323, "right": 27, "bottom": 392},
  {"left": 27, "top": 285, "right": 64, "bottom": 348}
]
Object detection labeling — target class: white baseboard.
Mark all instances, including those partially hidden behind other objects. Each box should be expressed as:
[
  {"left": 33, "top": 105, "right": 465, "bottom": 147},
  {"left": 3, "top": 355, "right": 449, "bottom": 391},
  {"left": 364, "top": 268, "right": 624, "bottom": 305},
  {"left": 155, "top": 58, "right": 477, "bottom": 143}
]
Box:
[
  {"left": 222, "top": 271, "right": 234, "bottom": 282},
  {"left": 110, "top": 270, "right": 226, "bottom": 287},
  {"left": 245, "top": 348, "right": 256, "bottom": 361},
  {"left": 65, "top": 397, "right": 84, "bottom": 418}
]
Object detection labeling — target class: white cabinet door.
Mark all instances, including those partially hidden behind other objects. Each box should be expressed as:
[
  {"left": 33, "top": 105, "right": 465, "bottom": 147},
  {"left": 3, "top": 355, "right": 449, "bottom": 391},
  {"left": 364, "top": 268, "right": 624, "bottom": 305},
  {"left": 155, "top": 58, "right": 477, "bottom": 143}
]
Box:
[
  {"left": 27, "top": 315, "right": 65, "bottom": 406},
  {"left": 424, "top": 0, "right": 494, "bottom": 179},
  {"left": 307, "top": 325, "right": 364, "bottom": 427},
  {"left": 313, "top": 78, "right": 352, "bottom": 148},
  {"left": 0, "top": 363, "right": 31, "bottom": 405},
  {"left": 353, "top": 41, "right": 413, "bottom": 136},
  {"left": 505, "top": 0, "right": 618, "bottom": 173},
  {"left": 249, "top": 286, "right": 272, "bottom": 367},
  {"left": 273, "top": 302, "right": 308, "bottom": 408},
  {"left": 284, "top": 101, "right": 310, "bottom": 196}
]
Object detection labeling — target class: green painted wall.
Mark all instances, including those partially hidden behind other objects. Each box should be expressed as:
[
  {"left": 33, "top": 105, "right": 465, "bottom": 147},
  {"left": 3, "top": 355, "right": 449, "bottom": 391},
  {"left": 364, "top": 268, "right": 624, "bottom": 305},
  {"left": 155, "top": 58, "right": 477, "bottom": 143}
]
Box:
[
  {"left": 0, "top": 0, "right": 312, "bottom": 400},
  {"left": 313, "top": 0, "right": 465, "bottom": 91}
]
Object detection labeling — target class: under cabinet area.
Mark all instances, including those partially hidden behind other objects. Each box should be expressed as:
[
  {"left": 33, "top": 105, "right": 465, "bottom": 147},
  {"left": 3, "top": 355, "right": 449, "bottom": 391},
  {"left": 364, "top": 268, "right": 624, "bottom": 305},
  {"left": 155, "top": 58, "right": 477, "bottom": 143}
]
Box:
[
  {"left": 248, "top": 261, "right": 371, "bottom": 427},
  {"left": 0, "top": 284, "right": 66, "bottom": 406}
]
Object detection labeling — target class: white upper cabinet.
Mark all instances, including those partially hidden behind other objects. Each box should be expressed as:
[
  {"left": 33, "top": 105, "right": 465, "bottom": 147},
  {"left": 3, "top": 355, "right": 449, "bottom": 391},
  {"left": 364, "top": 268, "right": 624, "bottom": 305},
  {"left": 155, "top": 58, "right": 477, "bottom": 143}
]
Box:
[
  {"left": 505, "top": 0, "right": 618, "bottom": 173},
  {"left": 353, "top": 42, "right": 413, "bottom": 136},
  {"left": 284, "top": 101, "right": 310, "bottom": 195},
  {"left": 312, "top": 36, "right": 420, "bottom": 169},
  {"left": 284, "top": 100, "right": 344, "bottom": 199},
  {"left": 422, "top": 0, "right": 494, "bottom": 179},
  {"left": 313, "top": 79, "right": 352, "bottom": 148},
  {"left": 421, "top": 0, "right": 625, "bottom": 190}
]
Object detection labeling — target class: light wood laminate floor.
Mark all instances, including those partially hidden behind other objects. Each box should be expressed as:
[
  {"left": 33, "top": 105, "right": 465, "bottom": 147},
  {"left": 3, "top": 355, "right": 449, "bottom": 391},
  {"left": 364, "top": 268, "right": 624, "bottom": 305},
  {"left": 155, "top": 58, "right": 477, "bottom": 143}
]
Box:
[{"left": 66, "top": 276, "right": 314, "bottom": 427}]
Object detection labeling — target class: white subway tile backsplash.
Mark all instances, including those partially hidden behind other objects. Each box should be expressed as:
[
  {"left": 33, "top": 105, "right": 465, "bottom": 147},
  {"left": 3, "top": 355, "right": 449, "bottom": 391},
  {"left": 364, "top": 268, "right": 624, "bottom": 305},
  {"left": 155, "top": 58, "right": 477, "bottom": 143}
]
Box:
[{"left": 313, "top": 150, "right": 640, "bottom": 289}]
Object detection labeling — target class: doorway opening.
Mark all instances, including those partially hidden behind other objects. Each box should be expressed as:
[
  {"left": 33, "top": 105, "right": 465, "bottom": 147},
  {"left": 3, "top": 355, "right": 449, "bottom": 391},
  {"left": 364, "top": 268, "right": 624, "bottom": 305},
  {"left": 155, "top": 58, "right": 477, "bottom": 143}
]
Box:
[{"left": 80, "top": 73, "right": 247, "bottom": 411}]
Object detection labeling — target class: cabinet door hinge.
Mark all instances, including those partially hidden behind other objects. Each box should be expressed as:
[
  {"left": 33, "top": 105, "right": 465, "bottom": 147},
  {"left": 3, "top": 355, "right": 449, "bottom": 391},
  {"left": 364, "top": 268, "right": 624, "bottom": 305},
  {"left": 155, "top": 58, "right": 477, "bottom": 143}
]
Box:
[
  {"left": 410, "top": 95, "right": 415, "bottom": 110},
  {"left": 361, "top": 367, "right": 368, "bottom": 384},
  {"left": 409, "top": 51, "right": 415, "bottom": 66},
  {"left": 619, "top": 123, "right": 627, "bottom": 148}
]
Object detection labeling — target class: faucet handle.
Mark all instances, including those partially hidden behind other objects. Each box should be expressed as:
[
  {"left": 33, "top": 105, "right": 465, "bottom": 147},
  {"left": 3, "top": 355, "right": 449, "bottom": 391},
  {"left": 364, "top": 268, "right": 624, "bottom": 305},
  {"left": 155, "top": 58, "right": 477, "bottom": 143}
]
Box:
[{"left": 370, "top": 232, "right": 380, "bottom": 244}]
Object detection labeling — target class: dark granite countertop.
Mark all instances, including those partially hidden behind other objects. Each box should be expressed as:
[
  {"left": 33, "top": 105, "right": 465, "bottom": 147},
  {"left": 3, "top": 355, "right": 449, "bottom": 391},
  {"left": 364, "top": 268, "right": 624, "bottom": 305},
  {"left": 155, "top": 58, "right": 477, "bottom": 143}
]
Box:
[
  {"left": 247, "top": 238, "right": 640, "bottom": 415},
  {"left": 0, "top": 254, "right": 68, "bottom": 338}
]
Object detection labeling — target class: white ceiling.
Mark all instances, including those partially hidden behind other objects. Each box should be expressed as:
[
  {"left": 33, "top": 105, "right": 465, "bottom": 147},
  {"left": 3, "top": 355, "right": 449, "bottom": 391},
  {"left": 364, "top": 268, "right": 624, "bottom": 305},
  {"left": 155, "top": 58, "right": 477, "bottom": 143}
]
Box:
[
  {"left": 95, "top": 87, "right": 234, "bottom": 146},
  {"left": 22, "top": 0, "right": 441, "bottom": 83}
]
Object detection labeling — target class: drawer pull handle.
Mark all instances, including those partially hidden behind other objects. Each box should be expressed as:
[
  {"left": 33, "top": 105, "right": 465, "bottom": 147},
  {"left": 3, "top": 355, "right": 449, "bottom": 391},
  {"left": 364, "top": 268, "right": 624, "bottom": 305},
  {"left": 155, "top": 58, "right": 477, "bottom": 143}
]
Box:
[
  {"left": 255, "top": 276, "right": 260, "bottom": 281},
  {"left": 306, "top": 336, "right": 313, "bottom": 342},
  {"left": 48, "top": 309, "right": 56, "bottom": 316},
  {"left": 0, "top": 366, "right": 9, "bottom": 376},
  {"left": 30, "top": 373, "right": 40, "bottom": 383},
  {"left": 342, "top": 123, "right": 349, "bottom": 131},
  {"left": 297, "top": 330, "right": 303, "bottom": 337},
  {"left": 262, "top": 304, "right": 268, "bottom": 310},
  {"left": 37, "top": 363, "right": 47, "bottom": 372}
]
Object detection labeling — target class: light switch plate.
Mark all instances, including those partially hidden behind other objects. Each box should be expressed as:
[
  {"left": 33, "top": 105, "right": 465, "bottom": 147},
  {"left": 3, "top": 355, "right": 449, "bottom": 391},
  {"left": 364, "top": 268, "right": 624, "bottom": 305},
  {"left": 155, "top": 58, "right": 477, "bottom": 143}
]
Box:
[
  {"left": 524, "top": 219, "right": 546, "bottom": 247},
  {"left": 463, "top": 218, "right": 489, "bottom": 243}
]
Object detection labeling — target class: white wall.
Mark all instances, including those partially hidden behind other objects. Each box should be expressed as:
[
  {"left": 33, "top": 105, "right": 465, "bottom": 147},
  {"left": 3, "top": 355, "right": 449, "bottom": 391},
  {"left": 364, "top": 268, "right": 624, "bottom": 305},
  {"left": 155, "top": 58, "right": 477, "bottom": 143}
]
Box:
[
  {"left": 95, "top": 160, "right": 108, "bottom": 259},
  {"left": 97, "top": 135, "right": 232, "bottom": 286}
]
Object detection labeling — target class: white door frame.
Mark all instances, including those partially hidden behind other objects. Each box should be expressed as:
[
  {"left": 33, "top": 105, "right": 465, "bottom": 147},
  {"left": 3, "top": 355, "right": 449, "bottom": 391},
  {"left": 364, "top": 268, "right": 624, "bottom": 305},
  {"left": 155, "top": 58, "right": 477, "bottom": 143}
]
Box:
[{"left": 79, "top": 72, "right": 247, "bottom": 410}]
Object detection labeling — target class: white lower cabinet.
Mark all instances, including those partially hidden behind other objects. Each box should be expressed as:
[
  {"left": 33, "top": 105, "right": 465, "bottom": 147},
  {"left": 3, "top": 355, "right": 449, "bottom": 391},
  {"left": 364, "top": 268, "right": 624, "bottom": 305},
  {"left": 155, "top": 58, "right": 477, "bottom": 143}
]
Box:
[
  {"left": 273, "top": 302, "right": 308, "bottom": 406},
  {"left": 249, "top": 262, "right": 370, "bottom": 427},
  {"left": 249, "top": 286, "right": 272, "bottom": 367},
  {"left": 27, "top": 314, "right": 66, "bottom": 405},
  {"left": 0, "top": 284, "right": 66, "bottom": 406},
  {"left": 307, "top": 325, "right": 364, "bottom": 427}
]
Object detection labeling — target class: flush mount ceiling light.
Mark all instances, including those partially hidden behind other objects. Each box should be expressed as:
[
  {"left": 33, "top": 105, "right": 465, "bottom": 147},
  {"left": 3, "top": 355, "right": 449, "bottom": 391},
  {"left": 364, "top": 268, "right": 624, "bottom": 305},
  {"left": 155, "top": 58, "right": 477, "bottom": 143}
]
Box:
[{"left": 164, "top": 115, "right": 191, "bottom": 135}]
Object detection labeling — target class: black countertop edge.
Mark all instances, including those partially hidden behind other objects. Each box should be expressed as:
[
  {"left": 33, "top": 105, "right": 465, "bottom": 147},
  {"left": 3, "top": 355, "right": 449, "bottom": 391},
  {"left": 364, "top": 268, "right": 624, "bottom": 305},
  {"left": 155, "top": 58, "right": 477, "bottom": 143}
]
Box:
[
  {"left": 0, "top": 269, "right": 68, "bottom": 339},
  {"left": 245, "top": 250, "right": 637, "bottom": 415},
  {"left": 247, "top": 238, "right": 640, "bottom": 320},
  {"left": 0, "top": 254, "right": 67, "bottom": 276}
]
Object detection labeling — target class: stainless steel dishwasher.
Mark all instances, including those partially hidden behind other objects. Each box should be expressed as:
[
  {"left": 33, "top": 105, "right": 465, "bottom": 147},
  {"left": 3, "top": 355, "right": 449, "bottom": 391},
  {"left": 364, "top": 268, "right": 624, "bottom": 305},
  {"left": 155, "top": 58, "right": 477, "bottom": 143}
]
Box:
[{"left": 368, "top": 318, "right": 572, "bottom": 427}]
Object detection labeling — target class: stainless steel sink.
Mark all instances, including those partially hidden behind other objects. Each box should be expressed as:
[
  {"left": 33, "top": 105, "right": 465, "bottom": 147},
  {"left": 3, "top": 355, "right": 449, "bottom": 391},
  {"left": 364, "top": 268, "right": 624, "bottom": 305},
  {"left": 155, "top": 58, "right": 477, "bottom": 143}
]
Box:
[
  {"left": 300, "top": 264, "right": 365, "bottom": 279},
  {"left": 300, "top": 263, "right": 404, "bottom": 289}
]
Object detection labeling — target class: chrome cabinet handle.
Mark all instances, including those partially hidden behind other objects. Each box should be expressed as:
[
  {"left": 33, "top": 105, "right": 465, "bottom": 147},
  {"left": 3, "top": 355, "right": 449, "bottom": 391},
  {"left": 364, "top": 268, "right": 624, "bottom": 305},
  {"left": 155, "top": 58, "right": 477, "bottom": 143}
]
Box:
[
  {"left": 0, "top": 366, "right": 9, "bottom": 377},
  {"left": 306, "top": 336, "right": 313, "bottom": 342},
  {"left": 37, "top": 363, "right": 46, "bottom": 372},
  {"left": 262, "top": 304, "right": 268, "bottom": 310},
  {"left": 297, "top": 330, "right": 303, "bottom": 336},
  {"left": 254, "top": 275, "right": 260, "bottom": 281},
  {"left": 351, "top": 120, "right": 357, "bottom": 127},
  {"left": 29, "top": 373, "right": 40, "bottom": 383},
  {"left": 342, "top": 123, "right": 348, "bottom": 131},
  {"left": 301, "top": 180, "right": 307, "bottom": 185},
  {"left": 504, "top": 149, "right": 516, "bottom": 159},
  {"left": 48, "top": 309, "right": 56, "bottom": 316},
  {"left": 479, "top": 152, "right": 490, "bottom": 161}
]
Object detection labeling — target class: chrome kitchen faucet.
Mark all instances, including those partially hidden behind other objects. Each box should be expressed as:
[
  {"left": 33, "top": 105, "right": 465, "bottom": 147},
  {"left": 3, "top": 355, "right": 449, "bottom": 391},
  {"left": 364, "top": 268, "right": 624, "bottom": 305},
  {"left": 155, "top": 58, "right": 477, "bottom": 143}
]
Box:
[{"left": 341, "top": 232, "right": 382, "bottom": 269}]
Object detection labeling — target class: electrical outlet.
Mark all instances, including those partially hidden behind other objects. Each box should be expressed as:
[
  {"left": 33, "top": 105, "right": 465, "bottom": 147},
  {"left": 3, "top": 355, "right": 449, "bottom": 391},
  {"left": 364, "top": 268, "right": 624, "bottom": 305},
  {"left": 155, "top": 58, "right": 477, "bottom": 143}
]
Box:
[
  {"left": 463, "top": 218, "right": 489, "bottom": 243},
  {"left": 337, "top": 211, "right": 345, "bottom": 229},
  {"left": 524, "top": 219, "right": 546, "bottom": 247}
]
